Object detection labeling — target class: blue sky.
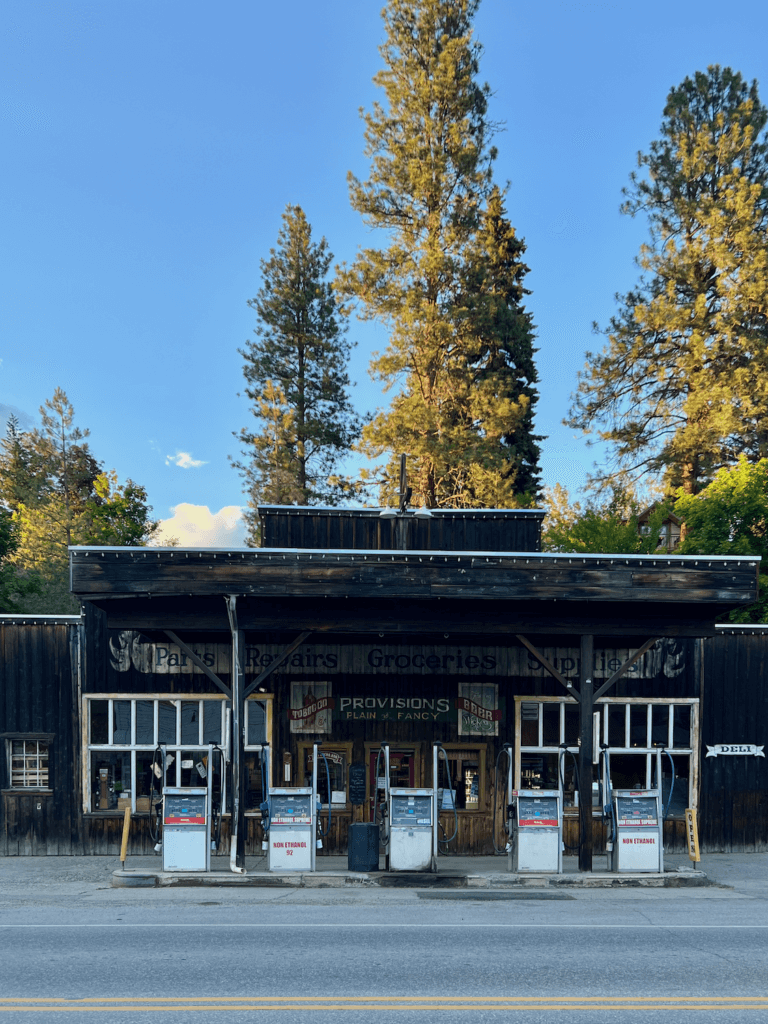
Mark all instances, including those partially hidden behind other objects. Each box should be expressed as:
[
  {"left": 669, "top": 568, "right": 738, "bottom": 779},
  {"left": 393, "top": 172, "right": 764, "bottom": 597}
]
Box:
[{"left": 2, "top": 0, "right": 766, "bottom": 545}]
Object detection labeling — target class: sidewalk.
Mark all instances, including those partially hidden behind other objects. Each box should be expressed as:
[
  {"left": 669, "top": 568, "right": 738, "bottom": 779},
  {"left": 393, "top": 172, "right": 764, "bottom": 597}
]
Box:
[{"left": 6, "top": 851, "right": 764, "bottom": 891}]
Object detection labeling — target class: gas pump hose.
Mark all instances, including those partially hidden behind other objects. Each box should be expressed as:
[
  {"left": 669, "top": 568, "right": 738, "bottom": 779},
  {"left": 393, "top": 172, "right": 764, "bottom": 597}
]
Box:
[
  {"left": 435, "top": 744, "right": 458, "bottom": 848},
  {"left": 318, "top": 752, "right": 333, "bottom": 841},
  {"left": 373, "top": 747, "right": 389, "bottom": 847},
  {"left": 662, "top": 748, "right": 676, "bottom": 820},
  {"left": 148, "top": 745, "right": 164, "bottom": 846},
  {"left": 491, "top": 745, "right": 512, "bottom": 855},
  {"left": 599, "top": 746, "right": 616, "bottom": 849},
  {"left": 558, "top": 745, "right": 582, "bottom": 851}
]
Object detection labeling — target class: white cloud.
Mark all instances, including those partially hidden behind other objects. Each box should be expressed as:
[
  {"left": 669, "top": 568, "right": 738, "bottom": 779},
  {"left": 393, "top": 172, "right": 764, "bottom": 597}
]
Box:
[
  {"left": 165, "top": 450, "right": 207, "bottom": 469},
  {"left": 152, "top": 504, "right": 247, "bottom": 547}
]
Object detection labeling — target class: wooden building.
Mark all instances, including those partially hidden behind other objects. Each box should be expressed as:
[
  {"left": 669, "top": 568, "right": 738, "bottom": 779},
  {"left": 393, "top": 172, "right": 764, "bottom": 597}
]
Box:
[{"left": 1, "top": 507, "right": 766, "bottom": 860}]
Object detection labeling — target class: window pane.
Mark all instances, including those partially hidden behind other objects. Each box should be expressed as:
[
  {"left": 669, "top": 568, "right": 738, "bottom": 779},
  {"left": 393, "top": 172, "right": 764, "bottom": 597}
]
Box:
[
  {"left": 629, "top": 705, "right": 648, "bottom": 748},
  {"left": 245, "top": 750, "right": 266, "bottom": 811},
  {"left": 158, "top": 701, "right": 177, "bottom": 744},
  {"left": 247, "top": 700, "right": 267, "bottom": 745},
  {"left": 542, "top": 703, "right": 560, "bottom": 746},
  {"left": 651, "top": 705, "right": 669, "bottom": 747},
  {"left": 608, "top": 704, "right": 626, "bottom": 747},
  {"left": 564, "top": 703, "right": 579, "bottom": 746},
  {"left": 673, "top": 705, "right": 691, "bottom": 748},
  {"left": 202, "top": 701, "right": 222, "bottom": 744},
  {"left": 180, "top": 750, "right": 208, "bottom": 788},
  {"left": 136, "top": 701, "right": 155, "bottom": 745},
  {"left": 305, "top": 748, "right": 347, "bottom": 805},
  {"left": 112, "top": 701, "right": 132, "bottom": 744},
  {"left": 609, "top": 753, "right": 647, "bottom": 790},
  {"left": 520, "top": 702, "right": 539, "bottom": 746},
  {"left": 181, "top": 701, "right": 200, "bottom": 745},
  {"left": 90, "top": 700, "right": 109, "bottom": 744},
  {"left": 91, "top": 751, "right": 131, "bottom": 811}
]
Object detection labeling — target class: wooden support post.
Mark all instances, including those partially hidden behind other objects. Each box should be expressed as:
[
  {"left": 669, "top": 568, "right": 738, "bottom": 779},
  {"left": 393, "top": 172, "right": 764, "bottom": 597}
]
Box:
[
  {"left": 227, "top": 597, "right": 246, "bottom": 871},
  {"left": 578, "top": 634, "right": 594, "bottom": 873}
]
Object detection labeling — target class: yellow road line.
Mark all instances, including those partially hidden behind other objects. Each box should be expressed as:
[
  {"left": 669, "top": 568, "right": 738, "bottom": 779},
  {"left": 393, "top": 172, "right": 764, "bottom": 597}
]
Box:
[
  {"left": 3, "top": 996, "right": 768, "bottom": 1003},
  {"left": 1, "top": 1005, "right": 768, "bottom": 1013}
]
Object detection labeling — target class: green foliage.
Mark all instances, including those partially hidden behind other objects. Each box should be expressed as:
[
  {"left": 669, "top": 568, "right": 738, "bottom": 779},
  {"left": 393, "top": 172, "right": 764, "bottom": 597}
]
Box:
[
  {"left": 542, "top": 483, "right": 667, "bottom": 554},
  {"left": 568, "top": 66, "right": 768, "bottom": 495},
  {"left": 0, "top": 392, "right": 158, "bottom": 613},
  {"left": 234, "top": 205, "right": 359, "bottom": 543},
  {"left": 673, "top": 456, "right": 768, "bottom": 621},
  {"left": 339, "top": 0, "right": 540, "bottom": 508}
]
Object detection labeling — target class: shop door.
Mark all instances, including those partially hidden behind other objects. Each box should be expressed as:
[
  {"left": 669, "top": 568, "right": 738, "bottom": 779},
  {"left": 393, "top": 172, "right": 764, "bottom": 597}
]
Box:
[{"left": 368, "top": 749, "right": 415, "bottom": 820}]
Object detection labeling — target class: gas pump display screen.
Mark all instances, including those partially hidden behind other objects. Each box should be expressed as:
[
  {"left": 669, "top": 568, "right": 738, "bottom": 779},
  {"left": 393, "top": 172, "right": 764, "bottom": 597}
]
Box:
[
  {"left": 518, "top": 796, "right": 558, "bottom": 827},
  {"left": 616, "top": 796, "right": 658, "bottom": 826},
  {"left": 391, "top": 795, "right": 432, "bottom": 826},
  {"left": 164, "top": 793, "right": 205, "bottom": 825},
  {"left": 271, "top": 794, "right": 311, "bottom": 824}
]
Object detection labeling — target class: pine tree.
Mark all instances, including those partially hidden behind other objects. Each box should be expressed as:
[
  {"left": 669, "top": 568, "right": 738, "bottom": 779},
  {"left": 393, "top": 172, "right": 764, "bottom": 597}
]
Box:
[
  {"left": 234, "top": 205, "right": 359, "bottom": 542},
  {"left": 0, "top": 392, "right": 158, "bottom": 612},
  {"left": 567, "top": 66, "right": 768, "bottom": 495},
  {"left": 338, "top": 0, "right": 540, "bottom": 508}
]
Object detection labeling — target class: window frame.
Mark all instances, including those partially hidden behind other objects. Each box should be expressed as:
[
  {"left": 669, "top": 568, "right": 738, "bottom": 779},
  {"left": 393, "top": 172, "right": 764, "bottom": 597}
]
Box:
[
  {"left": 82, "top": 694, "right": 273, "bottom": 815},
  {"left": 513, "top": 696, "right": 699, "bottom": 816},
  {"left": 435, "top": 742, "right": 487, "bottom": 812},
  {"left": 3, "top": 733, "right": 54, "bottom": 793},
  {"left": 296, "top": 741, "right": 354, "bottom": 810}
]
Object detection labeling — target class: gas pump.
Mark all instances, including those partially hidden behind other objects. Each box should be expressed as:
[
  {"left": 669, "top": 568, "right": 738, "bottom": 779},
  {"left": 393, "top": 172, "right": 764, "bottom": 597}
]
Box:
[
  {"left": 376, "top": 741, "right": 456, "bottom": 873},
  {"left": 606, "top": 747, "right": 665, "bottom": 873},
  {"left": 509, "top": 788, "right": 563, "bottom": 873},
  {"left": 266, "top": 741, "right": 330, "bottom": 872},
  {"left": 161, "top": 743, "right": 217, "bottom": 872}
]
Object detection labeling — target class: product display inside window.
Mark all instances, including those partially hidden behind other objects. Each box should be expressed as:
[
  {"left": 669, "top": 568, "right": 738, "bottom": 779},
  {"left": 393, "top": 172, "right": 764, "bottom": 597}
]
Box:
[
  {"left": 10, "top": 740, "right": 49, "bottom": 789},
  {"left": 304, "top": 748, "right": 347, "bottom": 804},
  {"left": 437, "top": 751, "right": 480, "bottom": 809},
  {"left": 91, "top": 752, "right": 131, "bottom": 811}
]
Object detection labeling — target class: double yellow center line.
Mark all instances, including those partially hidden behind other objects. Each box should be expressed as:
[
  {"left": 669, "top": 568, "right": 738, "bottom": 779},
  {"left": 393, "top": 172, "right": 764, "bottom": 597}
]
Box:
[{"left": 1, "top": 996, "right": 767, "bottom": 1012}]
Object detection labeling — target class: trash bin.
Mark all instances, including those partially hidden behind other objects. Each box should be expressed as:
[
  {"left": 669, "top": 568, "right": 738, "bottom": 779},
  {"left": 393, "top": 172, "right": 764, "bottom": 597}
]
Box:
[{"left": 347, "top": 822, "right": 380, "bottom": 872}]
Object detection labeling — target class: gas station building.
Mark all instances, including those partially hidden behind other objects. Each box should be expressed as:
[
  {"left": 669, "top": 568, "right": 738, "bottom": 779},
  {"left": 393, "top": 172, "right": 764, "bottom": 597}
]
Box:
[{"left": 1, "top": 506, "right": 766, "bottom": 863}]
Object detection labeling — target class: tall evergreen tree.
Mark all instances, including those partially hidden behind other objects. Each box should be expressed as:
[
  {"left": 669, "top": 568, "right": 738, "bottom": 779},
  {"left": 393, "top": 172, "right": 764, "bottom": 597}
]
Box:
[
  {"left": 338, "top": 0, "right": 540, "bottom": 508},
  {"left": 568, "top": 66, "right": 768, "bottom": 495},
  {"left": 234, "top": 205, "right": 359, "bottom": 542}
]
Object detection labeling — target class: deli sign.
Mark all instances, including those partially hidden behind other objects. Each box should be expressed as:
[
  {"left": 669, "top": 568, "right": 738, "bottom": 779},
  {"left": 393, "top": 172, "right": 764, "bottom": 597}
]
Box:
[{"left": 706, "top": 744, "right": 765, "bottom": 758}]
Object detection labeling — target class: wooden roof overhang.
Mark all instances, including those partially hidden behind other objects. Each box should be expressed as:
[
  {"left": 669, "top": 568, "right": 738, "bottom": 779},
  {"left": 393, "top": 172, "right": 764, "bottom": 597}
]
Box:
[{"left": 69, "top": 546, "right": 760, "bottom": 642}]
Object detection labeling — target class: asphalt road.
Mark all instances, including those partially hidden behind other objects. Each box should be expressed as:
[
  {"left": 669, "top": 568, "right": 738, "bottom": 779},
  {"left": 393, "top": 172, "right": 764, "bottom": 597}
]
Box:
[{"left": 2, "top": 861, "right": 768, "bottom": 1023}]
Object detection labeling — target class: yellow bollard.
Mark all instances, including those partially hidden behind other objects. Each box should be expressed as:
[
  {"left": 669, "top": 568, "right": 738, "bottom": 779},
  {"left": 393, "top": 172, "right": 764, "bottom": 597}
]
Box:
[{"left": 120, "top": 807, "right": 131, "bottom": 869}]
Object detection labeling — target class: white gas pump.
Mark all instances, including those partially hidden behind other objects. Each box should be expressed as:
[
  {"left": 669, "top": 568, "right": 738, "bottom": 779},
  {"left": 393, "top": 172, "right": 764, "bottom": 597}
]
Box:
[
  {"left": 509, "top": 789, "right": 563, "bottom": 873},
  {"left": 267, "top": 741, "right": 325, "bottom": 872},
  {"left": 605, "top": 748, "right": 664, "bottom": 873},
  {"left": 161, "top": 743, "right": 215, "bottom": 872},
  {"left": 377, "top": 741, "right": 456, "bottom": 873}
]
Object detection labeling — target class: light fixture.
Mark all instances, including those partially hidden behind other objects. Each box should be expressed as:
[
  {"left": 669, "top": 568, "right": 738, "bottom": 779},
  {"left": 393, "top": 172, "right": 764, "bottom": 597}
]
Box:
[
  {"left": 414, "top": 506, "right": 433, "bottom": 518},
  {"left": 379, "top": 507, "right": 397, "bottom": 518}
]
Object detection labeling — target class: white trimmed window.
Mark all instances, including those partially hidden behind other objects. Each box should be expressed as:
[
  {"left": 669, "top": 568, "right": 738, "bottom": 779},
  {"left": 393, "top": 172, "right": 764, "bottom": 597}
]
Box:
[
  {"left": 7, "top": 739, "right": 50, "bottom": 789},
  {"left": 83, "top": 694, "right": 272, "bottom": 814},
  {"left": 514, "top": 697, "right": 699, "bottom": 816}
]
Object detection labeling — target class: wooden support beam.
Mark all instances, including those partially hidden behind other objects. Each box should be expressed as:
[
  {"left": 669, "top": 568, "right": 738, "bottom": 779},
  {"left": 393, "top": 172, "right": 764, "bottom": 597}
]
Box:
[
  {"left": 592, "top": 637, "right": 660, "bottom": 701},
  {"left": 226, "top": 597, "right": 246, "bottom": 871},
  {"left": 515, "top": 634, "right": 580, "bottom": 700},
  {"left": 164, "top": 630, "right": 231, "bottom": 697},
  {"left": 243, "top": 630, "right": 312, "bottom": 699},
  {"left": 578, "top": 635, "right": 594, "bottom": 873}
]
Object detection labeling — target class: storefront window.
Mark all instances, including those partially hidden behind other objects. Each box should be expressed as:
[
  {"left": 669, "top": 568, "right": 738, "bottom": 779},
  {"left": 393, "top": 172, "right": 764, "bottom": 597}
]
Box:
[
  {"left": 8, "top": 739, "right": 50, "bottom": 789},
  {"left": 515, "top": 697, "right": 698, "bottom": 815},
  {"left": 301, "top": 745, "right": 351, "bottom": 805},
  {"left": 436, "top": 748, "right": 483, "bottom": 810},
  {"left": 84, "top": 695, "right": 272, "bottom": 814}
]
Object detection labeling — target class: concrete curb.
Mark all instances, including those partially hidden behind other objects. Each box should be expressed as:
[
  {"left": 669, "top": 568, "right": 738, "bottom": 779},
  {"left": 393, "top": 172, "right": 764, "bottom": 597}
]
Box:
[{"left": 111, "top": 867, "right": 710, "bottom": 890}]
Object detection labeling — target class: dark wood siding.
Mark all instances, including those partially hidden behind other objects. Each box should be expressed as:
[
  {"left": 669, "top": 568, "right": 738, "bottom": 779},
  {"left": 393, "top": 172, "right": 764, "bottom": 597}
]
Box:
[
  {"left": 0, "top": 620, "right": 80, "bottom": 856},
  {"left": 699, "top": 631, "right": 768, "bottom": 852},
  {"left": 258, "top": 507, "right": 544, "bottom": 553}
]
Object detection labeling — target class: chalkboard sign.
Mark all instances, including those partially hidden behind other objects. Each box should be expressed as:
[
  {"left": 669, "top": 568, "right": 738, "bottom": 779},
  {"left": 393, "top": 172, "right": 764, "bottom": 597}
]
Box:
[{"left": 349, "top": 762, "right": 367, "bottom": 805}]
